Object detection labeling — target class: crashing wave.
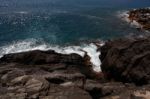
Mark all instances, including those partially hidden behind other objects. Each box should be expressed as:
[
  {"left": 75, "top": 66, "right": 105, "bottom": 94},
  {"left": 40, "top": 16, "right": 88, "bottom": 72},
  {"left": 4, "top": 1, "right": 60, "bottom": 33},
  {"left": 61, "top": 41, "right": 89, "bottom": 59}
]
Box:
[
  {"left": 0, "top": 39, "right": 104, "bottom": 72},
  {"left": 117, "top": 10, "right": 142, "bottom": 28},
  {"left": 117, "top": 11, "right": 130, "bottom": 22}
]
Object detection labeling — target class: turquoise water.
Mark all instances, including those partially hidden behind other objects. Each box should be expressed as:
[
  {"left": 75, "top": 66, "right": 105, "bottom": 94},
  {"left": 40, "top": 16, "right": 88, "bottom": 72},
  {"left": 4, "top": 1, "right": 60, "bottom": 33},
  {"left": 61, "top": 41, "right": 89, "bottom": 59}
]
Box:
[{"left": 0, "top": 0, "right": 149, "bottom": 46}]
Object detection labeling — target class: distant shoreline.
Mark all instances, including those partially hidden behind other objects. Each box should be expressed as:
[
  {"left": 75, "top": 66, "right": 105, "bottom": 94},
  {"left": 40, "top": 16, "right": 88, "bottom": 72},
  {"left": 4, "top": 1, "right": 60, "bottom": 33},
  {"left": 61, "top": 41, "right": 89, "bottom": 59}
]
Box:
[
  {"left": 128, "top": 8, "right": 150, "bottom": 31},
  {"left": 118, "top": 8, "right": 150, "bottom": 32}
]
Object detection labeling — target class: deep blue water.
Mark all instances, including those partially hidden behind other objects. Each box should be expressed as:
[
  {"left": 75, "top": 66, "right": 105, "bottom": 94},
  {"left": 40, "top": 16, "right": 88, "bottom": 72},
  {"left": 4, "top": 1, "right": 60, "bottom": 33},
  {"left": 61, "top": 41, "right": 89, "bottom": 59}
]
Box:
[{"left": 0, "top": 0, "right": 150, "bottom": 46}]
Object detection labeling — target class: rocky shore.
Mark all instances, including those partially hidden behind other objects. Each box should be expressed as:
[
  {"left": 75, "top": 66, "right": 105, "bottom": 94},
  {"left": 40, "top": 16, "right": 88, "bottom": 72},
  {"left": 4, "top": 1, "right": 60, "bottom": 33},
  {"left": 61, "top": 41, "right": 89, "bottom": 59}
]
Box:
[
  {"left": 0, "top": 35, "right": 150, "bottom": 99},
  {"left": 0, "top": 8, "right": 150, "bottom": 99},
  {"left": 128, "top": 8, "right": 150, "bottom": 31}
]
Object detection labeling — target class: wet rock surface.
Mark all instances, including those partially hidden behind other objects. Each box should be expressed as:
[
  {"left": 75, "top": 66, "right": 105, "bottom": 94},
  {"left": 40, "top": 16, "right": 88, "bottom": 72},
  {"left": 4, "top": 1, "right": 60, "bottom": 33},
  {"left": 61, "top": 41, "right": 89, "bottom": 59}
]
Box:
[{"left": 128, "top": 8, "right": 150, "bottom": 31}]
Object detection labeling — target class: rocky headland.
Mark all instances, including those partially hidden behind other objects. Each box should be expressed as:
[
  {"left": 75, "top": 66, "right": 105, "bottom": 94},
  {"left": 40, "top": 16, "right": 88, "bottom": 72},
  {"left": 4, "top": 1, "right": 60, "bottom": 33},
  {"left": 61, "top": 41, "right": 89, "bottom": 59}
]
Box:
[
  {"left": 128, "top": 8, "right": 150, "bottom": 31},
  {"left": 0, "top": 8, "right": 150, "bottom": 99},
  {"left": 0, "top": 35, "right": 150, "bottom": 99}
]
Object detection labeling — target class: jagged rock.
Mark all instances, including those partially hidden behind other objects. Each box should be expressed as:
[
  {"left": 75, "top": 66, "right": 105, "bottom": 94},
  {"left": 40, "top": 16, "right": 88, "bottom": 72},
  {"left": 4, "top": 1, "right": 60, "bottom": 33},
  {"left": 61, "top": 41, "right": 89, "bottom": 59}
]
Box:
[
  {"left": 0, "top": 50, "right": 83, "bottom": 65},
  {"left": 85, "top": 80, "right": 129, "bottom": 99},
  {"left": 0, "top": 50, "right": 99, "bottom": 79},
  {"left": 0, "top": 49, "right": 99, "bottom": 98},
  {"left": 0, "top": 93, "right": 27, "bottom": 99},
  {"left": 100, "top": 37, "right": 150, "bottom": 85},
  {"left": 128, "top": 8, "right": 150, "bottom": 31},
  {"left": 0, "top": 36, "right": 150, "bottom": 99},
  {"left": 25, "top": 77, "right": 50, "bottom": 96},
  {"left": 1, "top": 69, "right": 25, "bottom": 86},
  {"left": 44, "top": 72, "right": 85, "bottom": 88},
  {"left": 84, "top": 79, "right": 103, "bottom": 99},
  {"left": 85, "top": 80, "right": 150, "bottom": 99},
  {"left": 133, "top": 90, "right": 150, "bottom": 99},
  {"left": 10, "top": 75, "right": 31, "bottom": 86},
  {"left": 46, "top": 85, "right": 92, "bottom": 99}
]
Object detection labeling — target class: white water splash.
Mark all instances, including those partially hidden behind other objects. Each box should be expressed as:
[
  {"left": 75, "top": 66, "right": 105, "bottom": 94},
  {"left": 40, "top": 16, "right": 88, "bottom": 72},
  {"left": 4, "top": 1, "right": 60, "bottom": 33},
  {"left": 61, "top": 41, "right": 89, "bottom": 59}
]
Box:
[
  {"left": 0, "top": 39, "right": 104, "bottom": 72},
  {"left": 117, "top": 11, "right": 142, "bottom": 28},
  {"left": 117, "top": 11, "right": 130, "bottom": 22}
]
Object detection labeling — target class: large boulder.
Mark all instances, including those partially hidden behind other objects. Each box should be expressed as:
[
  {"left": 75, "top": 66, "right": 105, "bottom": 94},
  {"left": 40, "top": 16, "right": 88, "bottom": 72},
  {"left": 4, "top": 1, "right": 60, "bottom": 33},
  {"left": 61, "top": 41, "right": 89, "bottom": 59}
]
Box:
[
  {"left": 0, "top": 50, "right": 83, "bottom": 65},
  {"left": 100, "top": 37, "right": 150, "bottom": 85},
  {"left": 25, "top": 77, "right": 50, "bottom": 97},
  {"left": 0, "top": 50, "right": 99, "bottom": 79},
  {"left": 0, "top": 49, "right": 102, "bottom": 98}
]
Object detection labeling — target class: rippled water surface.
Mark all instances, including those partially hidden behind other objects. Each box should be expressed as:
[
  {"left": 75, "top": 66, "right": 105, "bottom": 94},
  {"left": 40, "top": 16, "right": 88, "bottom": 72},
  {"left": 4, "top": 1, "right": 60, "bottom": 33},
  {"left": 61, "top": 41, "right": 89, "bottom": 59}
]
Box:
[
  {"left": 0, "top": 0, "right": 149, "bottom": 71},
  {"left": 0, "top": 0, "right": 149, "bottom": 45}
]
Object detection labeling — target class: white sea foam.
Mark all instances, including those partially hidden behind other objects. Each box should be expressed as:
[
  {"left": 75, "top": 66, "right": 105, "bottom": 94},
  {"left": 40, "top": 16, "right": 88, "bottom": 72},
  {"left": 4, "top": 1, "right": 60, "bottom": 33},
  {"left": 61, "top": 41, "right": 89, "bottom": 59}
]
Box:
[
  {"left": 0, "top": 39, "right": 48, "bottom": 57},
  {"left": 117, "top": 11, "right": 142, "bottom": 28},
  {"left": 0, "top": 39, "right": 104, "bottom": 72},
  {"left": 117, "top": 11, "right": 130, "bottom": 22},
  {"left": 130, "top": 20, "right": 142, "bottom": 28}
]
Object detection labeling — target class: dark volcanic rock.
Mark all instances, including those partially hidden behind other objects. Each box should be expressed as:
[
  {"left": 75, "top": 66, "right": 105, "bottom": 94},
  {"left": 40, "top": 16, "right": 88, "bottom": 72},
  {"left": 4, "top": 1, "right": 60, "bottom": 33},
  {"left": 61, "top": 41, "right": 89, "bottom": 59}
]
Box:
[
  {"left": 128, "top": 8, "right": 150, "bottom": 31},
  {"left": 1, "top": 36, "right": 150, "bottom": 99},
  {"left": 101, "top": 37, "right": 150, "bottom": 85},
  {"left": 0, "top": 50, "right": 100, "bottom": 79},
  {"left": 85, "top": 80, "right": 150, "bottom": 99},
  {"left": 46, "top": 85, "right": 92, "bottom": 99},
  {"left": 0, "top": 50, "right": 83, "bottom": 65},
  {"left": 0, "top": 49, "right": 102, "bottom": 99}
]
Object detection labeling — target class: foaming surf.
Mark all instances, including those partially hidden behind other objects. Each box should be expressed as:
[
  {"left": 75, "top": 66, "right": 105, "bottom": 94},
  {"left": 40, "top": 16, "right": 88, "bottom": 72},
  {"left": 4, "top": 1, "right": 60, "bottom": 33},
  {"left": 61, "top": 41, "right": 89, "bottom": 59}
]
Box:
[
  {"left": 0, "top": 39, "right": 104, "bottom": 72},
  {"left": 117, "top": 10, "right": 142, "bottom": 28},
  {"left": 117, "top": 11, "right": 130, "bottom": 22}
]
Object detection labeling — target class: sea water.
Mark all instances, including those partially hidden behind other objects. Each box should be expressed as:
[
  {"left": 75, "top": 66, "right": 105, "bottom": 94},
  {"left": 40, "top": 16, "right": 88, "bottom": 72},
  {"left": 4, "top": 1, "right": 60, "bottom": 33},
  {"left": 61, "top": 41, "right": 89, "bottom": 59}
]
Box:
[{"left": 0, "top": 0, "right": 149, "bottom": 72}]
